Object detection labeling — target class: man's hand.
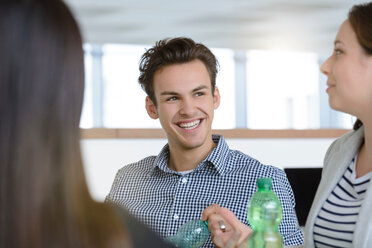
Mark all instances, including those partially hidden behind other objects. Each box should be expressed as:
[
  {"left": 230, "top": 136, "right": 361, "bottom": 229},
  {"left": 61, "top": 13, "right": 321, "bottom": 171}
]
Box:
[{"left": 202, "top": 204, "right": 252, "bottom": 248}]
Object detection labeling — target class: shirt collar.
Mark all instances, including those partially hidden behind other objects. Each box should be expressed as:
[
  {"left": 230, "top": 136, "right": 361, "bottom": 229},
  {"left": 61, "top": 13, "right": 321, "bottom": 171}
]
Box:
[
  {"left": 153, "top": 144, "right": 172, "bottom": 173},
  {"left": 203, "top": 135, "right": 231, "bottom": 175},
  {"left": 152, "top": 135, "right": 231, "bottom": 175}
]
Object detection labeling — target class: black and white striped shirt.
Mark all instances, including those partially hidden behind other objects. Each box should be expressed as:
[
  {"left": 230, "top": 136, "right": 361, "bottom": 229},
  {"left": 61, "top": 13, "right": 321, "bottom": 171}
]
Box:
[{"left": 314, "top": 154, "right": 372, "bottom": 247}]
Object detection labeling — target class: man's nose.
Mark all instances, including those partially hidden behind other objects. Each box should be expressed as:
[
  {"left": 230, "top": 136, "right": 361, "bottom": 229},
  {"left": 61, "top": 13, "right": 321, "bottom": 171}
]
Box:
[{"left": 179, "top": 98, "right": 196, "bottom": 115}]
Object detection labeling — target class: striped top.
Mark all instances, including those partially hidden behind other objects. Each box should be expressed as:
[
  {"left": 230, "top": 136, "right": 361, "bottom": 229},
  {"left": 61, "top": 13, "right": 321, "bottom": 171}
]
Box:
[{"left": 313, "top": 154, "right": 372, "bottom": 247}]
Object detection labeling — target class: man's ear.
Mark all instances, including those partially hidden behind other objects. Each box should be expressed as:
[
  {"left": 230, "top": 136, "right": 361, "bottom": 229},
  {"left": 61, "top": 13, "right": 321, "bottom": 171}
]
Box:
[
  {"left": 213, "top": 87, "right": 220, "bottom": 109},
  {"left": 145, "top": 96, "right": 159, "bottom": 119}
]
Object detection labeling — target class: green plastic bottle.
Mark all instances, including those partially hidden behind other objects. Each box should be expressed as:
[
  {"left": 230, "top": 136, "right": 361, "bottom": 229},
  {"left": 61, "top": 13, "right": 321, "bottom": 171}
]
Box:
[{"left": 247, "top": 177, "right": 283, "bottom": 248}]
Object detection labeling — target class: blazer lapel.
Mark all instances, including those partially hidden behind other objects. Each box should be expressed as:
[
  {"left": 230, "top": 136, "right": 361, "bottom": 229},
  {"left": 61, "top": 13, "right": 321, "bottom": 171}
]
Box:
[
  {"left": 305, "top": 127, "right": 364, "bottom": 247},
  {"left": 322, "top": 127, "right": 364, "bottom": 194},
  {"left": 352, "top": 127, "right": 372, "bottom": 247},
  {"left": 355, "top": 179, "right": 372, "bottom": 247}
]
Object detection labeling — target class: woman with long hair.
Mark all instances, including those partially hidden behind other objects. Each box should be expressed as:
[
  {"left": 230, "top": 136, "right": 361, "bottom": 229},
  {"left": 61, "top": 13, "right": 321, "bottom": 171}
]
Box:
[
  {"left": 0, "top": 1, "right": 173, "bottom": 247},
  {"left": 304, "top": 2, "right": 372, "bottom": 247}
]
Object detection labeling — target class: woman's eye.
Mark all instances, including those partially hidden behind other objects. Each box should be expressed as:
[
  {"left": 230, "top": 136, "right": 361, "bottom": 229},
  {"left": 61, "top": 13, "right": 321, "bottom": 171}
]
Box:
[{"left": 334, "top": 49, "right": 342, "bottom": 55}]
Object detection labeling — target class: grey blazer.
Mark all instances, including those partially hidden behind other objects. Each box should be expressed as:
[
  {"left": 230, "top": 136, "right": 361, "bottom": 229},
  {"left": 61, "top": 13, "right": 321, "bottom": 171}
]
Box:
[{"left": 304, "top": 126, "right": 372, "bottom": 247}]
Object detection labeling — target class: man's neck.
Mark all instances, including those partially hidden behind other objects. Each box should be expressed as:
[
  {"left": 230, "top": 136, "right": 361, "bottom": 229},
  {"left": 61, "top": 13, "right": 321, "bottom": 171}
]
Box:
[{"left": 168, "top": 137, "right": 216, "bottom": 172}]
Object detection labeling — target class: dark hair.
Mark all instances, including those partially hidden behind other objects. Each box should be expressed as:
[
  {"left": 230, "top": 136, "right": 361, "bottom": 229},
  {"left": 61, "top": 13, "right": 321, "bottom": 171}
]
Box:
[
  {"left": 0, "top": 1, "right": 129, "bottom": 247},
  {"left": 348, "top": 2, "right": 372, "bottom": 130},
  {"left": 138, "top": 37, "right": 219, "bottom": 105},
  {"left": 353, "top": 119, "right": 363, "bottom": 130}
]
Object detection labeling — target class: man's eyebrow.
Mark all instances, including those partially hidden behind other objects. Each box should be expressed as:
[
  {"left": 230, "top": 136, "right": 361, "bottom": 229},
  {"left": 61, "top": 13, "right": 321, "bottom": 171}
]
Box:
[
  {"left": 192, "top": 85, "right": 209, "bottom": 92},
  {"left": 160, "top": 85, "right": 209, "bottom": 96},
  {"left": 160, "top": 91, "right": 178, "bottom": 96}
]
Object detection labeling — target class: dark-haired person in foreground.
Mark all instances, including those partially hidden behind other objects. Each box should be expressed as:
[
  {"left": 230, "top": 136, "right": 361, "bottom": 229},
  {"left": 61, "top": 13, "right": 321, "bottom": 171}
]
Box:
[
  {"left": 304, "top": 2, "right": 372, "bottom": 247},
  {"left": 0, "top": 1, "right": 174, "bottom": 247},
  {"left": 106, "top": 37, "right": 304, "bottom": 247}
]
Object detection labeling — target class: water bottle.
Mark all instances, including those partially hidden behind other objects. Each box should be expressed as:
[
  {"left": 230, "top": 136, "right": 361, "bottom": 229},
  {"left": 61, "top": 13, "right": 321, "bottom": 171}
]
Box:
[
  {"left": 247, "top": 177, "right": 283, "bottom": 248},
  {"left": 165, "top": 219, "right": 209, "bottom": 248}
]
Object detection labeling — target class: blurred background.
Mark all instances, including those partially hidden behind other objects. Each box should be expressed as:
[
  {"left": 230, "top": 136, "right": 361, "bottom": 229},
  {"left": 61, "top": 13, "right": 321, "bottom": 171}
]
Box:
[
  {"left": 65, "top": 0, "right": 365, "bottom": 130},
  {"left": 61, "top": 0, "right": 366, "bottom": 201}
]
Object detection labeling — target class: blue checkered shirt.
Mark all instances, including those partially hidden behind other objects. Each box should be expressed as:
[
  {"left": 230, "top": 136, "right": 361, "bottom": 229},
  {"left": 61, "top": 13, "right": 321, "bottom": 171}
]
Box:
[{"left": 106, "top": 135, "right": 304, "bottom": 247}]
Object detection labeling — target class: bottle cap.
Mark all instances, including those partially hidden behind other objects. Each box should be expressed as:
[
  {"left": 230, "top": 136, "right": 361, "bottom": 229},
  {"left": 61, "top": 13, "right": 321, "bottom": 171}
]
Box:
[{"left": 257, "top": 177, "right": 272, "bottom": 190}]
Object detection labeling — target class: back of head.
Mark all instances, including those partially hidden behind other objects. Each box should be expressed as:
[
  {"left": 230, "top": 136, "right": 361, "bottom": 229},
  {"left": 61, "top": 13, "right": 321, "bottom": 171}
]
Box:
[
  {"left": 0, "top": 1, "right": 129, "bottom": 247},
  {"left": 348, "top": 2, "right": 372, "bottom": 130},
  {"left": 138, "top": 37, "right": 219, "bottom": 105},
  {"left": 349, "top": 2, "right": 372, "bottom": 55}
]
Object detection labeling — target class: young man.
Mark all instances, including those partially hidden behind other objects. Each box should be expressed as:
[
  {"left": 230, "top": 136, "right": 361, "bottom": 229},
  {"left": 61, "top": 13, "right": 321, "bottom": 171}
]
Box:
[{"left": 106, "top": 37, "right": 303, "bottom": 247}]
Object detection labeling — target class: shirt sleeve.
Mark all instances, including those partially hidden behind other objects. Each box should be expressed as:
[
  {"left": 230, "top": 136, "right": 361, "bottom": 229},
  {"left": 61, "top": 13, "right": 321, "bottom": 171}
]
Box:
[
  {"left": 272, "top": 168, "right": 304, "bottom": 246},
  {"left": 105, "top": 169, "right": 123, "bottom": 203}
]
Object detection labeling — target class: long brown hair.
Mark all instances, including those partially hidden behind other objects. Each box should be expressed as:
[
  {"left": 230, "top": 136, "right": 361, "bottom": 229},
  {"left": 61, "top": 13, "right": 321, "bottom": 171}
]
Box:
[
  {"left": 348, "top": 2, "right": 372, "bottom": 130},
  {"left": 0, "top": 1, "right": 129, "bottom": 247}
]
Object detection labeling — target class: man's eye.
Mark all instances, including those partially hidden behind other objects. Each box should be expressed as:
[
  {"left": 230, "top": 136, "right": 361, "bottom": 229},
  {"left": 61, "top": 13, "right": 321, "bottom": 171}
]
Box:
[
  {"left": 167, "top": 96, "right": 177, "bottom": 101},
  {"left": 195, "top": 92, "right": 204, "bottom": 96}
]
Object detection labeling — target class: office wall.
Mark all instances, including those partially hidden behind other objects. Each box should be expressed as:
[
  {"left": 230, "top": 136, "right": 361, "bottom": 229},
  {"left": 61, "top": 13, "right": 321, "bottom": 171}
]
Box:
[{"left": 81, "top": 137, "right": 335, "bottom": 201}]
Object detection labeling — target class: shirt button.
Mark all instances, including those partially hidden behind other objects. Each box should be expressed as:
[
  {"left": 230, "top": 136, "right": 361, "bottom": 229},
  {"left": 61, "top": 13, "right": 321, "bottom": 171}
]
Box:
[
  {"left": 181, "top": 178, "right": 187, "bottom": 184},
  {"left": 173, "top": 214, "right": 179, "bottom": 220}
]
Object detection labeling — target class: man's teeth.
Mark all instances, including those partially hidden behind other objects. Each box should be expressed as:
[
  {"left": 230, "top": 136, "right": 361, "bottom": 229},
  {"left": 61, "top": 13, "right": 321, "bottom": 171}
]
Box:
[{"left": 179, "top": 120, "right": 200, "bottom": 130}]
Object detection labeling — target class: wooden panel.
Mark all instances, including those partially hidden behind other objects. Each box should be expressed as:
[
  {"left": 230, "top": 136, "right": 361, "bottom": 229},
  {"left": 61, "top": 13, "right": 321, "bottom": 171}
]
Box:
[
  {"left": 80, "top": 128, "right": 117, "bottom": 139},
  {"left": 80, "top": 128, "right": 350, "bottom": 139},
  {"left": 116, "top": 128, "right": 166, "bottom": 138},
  {"left": 213, "top": 129, "right": 350, "bottom": 138}
]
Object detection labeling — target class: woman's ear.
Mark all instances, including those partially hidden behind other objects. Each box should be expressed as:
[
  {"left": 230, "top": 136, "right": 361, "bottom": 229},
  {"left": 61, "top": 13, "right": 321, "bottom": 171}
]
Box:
[{"left": 145, "top": 96, "right": 159, "bottom": 119}]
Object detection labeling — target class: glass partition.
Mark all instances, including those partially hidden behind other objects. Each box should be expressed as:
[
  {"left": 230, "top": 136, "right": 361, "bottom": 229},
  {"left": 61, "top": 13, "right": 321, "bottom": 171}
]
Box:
[{"left": 80, "top": 43, "right": 354, "bottom": 130}]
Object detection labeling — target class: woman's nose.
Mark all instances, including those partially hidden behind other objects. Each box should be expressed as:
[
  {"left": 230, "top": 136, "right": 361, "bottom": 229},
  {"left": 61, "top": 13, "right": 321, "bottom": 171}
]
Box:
[{"left": 320, "top": 56, "right": 331, "bottom": 75}]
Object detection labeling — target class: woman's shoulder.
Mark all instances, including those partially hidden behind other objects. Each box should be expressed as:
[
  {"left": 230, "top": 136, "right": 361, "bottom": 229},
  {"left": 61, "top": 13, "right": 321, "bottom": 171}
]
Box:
[{"left": 327, "top": 127, "right": 363, "bottom": 153}]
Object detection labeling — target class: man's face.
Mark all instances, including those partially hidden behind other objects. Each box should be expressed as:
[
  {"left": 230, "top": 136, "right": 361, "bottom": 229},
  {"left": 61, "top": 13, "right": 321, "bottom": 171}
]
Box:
[{"left": 146, "top": 59, "right": 220, "bottom": 151}]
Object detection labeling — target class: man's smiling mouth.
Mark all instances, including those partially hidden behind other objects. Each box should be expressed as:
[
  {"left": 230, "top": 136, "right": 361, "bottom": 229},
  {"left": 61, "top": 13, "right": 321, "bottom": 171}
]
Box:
[{"left": 178, "top": 120, "right": 201, "bottom": 130}]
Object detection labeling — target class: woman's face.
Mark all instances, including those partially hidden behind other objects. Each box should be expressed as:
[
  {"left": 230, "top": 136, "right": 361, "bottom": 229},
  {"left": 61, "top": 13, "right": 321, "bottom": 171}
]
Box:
[{"left": 320, "top": 20, "right": 372, "bottom": 120}]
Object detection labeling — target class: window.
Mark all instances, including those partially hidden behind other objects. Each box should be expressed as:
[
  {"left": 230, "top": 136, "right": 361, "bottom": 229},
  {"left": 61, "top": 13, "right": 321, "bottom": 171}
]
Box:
[
  {"left": 246, "top": 50, "right": 320, "bottom": 129},
  {"left": 80, "top": 44, "right": 94, "bottom": 128},
  {"left": 102, "top": 44, "right": 160, "bottom": 128},
  {"left": 211, "top": 48, "right": 235, "bottom": 129},
  {"left": 80, "top": 44, "right": 354, "bottom": 130}
]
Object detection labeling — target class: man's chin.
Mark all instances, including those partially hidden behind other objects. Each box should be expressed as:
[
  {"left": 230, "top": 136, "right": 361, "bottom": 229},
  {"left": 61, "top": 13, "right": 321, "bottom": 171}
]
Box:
[{"left": 178, "top": 138, "right": 206, "bottom": 150}]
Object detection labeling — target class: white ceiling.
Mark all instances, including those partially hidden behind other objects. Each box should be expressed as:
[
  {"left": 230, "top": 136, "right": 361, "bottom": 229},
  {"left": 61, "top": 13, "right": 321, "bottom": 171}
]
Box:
[{"left": 65, "top": 0, "right": 367, "bottom": 57}]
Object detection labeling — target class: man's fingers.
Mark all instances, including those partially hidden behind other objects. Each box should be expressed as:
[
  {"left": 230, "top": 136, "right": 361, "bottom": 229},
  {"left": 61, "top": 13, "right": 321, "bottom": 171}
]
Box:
[
  {"left": 213, "top": 230, "right": 241, "bottom": 248},
  {"left": 201, "top": 203, "right": 221, "bottom": 221},
  {"left": 218, "top": 220, "right": 226, "bottom": 232}
]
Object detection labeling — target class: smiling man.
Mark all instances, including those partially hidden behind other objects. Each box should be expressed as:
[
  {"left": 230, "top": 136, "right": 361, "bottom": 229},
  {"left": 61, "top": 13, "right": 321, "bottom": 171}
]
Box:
[
  {"left": 146, "top": 59, "right": 219, "bottom": 172},
  {"left": 106, "top": 37, "right": 303, "bottom": 247}
]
